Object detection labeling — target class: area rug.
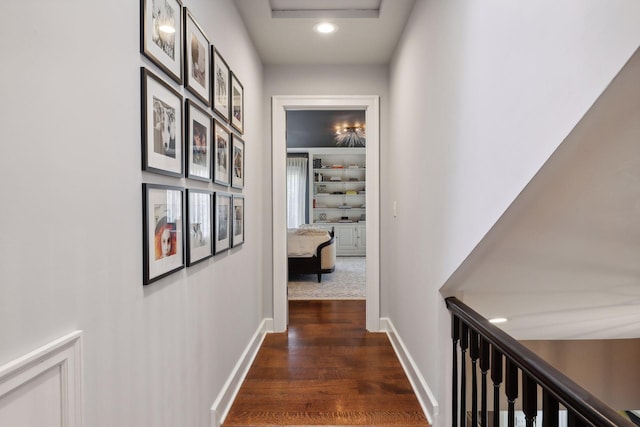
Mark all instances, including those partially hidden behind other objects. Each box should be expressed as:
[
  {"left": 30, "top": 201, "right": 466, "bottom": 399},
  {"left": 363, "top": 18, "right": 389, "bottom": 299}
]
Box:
[{"left": 288, "top": 257, "right": 366, "bottom": 300}]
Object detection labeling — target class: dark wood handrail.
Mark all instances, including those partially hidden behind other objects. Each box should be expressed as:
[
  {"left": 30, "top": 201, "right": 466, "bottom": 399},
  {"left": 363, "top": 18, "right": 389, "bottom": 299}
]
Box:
[{"left": 446, "top": 296, "right": 634, "bottom": 427}]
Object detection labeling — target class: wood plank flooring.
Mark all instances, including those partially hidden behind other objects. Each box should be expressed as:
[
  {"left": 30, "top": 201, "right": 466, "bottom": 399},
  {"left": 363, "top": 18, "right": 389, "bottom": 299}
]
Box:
[{"left": 222, "top": 300, "right": 430, "bottom": 426}]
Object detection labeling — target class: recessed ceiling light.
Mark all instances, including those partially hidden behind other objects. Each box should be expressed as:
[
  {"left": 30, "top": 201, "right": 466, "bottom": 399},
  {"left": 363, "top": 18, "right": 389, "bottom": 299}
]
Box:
[
  {"left": 313, "top": 22, "right": 338, "bottom": 34},
  {"left": 489, "top": 317, "right": 508, "bottom": 324}
]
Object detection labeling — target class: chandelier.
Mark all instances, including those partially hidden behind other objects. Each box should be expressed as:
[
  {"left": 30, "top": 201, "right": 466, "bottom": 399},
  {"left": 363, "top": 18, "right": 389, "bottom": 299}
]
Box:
[{"left": 334, "top": 123, "right": 366, "bottom": 147}]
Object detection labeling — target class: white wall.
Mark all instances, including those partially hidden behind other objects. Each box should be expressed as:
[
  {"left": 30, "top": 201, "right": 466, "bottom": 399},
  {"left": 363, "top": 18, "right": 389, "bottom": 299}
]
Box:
[
  {"left": 262, "top": 64, "right": 389, "bottom": 317},
  {"left": 0, "top": 1, "right": 265, "bottom": 426},
  {"left": 387, "top": 0, "right": 640, "bottom": 424},
  {"left": 441, "top": 47, "right": 640, "bottom": 341},
  {"left": 523, "top": 339, "right": 640, "bottom": 409}
]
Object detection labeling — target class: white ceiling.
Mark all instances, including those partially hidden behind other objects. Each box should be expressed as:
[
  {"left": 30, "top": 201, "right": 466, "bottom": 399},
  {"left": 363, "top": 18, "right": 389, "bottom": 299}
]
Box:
[{"left": 232, "top": 0, "right": 416, "bottom": 65}]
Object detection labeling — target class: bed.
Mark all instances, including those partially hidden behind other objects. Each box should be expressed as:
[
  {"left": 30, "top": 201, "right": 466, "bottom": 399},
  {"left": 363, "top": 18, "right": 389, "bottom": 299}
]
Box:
[{"left": 287, "top": 227, "right": 336, "bottom": 283}]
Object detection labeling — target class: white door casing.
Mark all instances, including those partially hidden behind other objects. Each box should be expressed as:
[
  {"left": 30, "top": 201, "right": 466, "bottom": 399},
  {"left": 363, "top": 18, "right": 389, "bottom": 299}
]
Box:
[{"left": 272, "top": 95, "right": 380, "bottom": 332}]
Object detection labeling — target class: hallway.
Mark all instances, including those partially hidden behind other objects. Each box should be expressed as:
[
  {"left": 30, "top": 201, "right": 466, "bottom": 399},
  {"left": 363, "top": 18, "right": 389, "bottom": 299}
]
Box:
[{"left": 222, "top": 300, "right": 429, "bottom": 426}]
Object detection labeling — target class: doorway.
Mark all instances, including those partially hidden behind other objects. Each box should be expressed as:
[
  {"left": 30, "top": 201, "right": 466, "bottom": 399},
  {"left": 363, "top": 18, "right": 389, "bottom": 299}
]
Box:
[{"left": 272, "top": 95, "right": 380, "bottom": 332}]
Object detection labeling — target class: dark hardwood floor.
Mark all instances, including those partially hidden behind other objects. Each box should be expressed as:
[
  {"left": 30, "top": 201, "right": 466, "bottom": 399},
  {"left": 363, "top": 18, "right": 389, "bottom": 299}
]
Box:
[{"left": 222, "top": 300, "right": 430, "bottom": 426}]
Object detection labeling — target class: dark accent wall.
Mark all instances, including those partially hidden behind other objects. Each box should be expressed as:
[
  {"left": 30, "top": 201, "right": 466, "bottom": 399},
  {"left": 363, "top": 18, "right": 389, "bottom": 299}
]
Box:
[{"left": 286, "top": 110, "right": 365, "bottom": 148}]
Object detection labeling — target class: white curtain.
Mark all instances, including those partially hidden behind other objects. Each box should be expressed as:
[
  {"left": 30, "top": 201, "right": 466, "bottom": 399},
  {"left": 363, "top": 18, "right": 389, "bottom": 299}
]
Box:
[{"left": 286, "top": 157, "right": 308, "bottom": 229}]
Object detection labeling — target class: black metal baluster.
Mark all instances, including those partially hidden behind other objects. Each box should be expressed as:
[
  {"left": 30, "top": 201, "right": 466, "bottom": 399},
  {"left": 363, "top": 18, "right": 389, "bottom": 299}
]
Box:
[
  {"left": 446, "top": 297, "right": 635, "bottom": 427},
  {"left": 470, "top": 330, "right": 479, "bottom": 427},
  {"left": 491, "top": 347, "right": 503, "bottom": 427},
  {"left": 452, "top": 315, "right": 460, "bottom": 427},
  {"left": 480, "top": 337, "right": 490, "bottom": 426},
  {"left": 460, "top": 323, "right": 469, "bottom": 427},
  {"left": 522, "top": 373, "right": 537, "bottom": 427},
  {"left": 542, "top": 390, "right": 559, "bottom": 427},
  {"left": 505, "top": 360, "right": 518, "bottom": 427}
]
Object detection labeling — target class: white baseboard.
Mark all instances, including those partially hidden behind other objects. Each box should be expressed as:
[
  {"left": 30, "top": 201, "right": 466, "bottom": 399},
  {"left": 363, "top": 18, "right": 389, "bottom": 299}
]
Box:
[
  {"left": 264, "top": 317, "right": 274, "bottom": 333},
  {"left": 210, "top": 318, "right": 272, "bottom": 427},
  {"left": 381, "top": 317, "right": 438, "bottom": 424}
]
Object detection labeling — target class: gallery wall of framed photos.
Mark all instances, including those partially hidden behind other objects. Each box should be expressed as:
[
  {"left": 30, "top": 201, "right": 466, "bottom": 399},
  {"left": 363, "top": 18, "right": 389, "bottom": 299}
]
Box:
[{"left": 140, "top": 0, "right": 246, "bottom": 285}]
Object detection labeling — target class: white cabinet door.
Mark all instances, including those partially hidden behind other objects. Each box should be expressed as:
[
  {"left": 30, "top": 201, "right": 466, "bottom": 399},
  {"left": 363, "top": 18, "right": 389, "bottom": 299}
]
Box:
[
  {"left": 336, "top": 225, "right": 357, "bottom": 253},
  {"left": 333, "top": 224, "right": 366, "bottom": 256}
]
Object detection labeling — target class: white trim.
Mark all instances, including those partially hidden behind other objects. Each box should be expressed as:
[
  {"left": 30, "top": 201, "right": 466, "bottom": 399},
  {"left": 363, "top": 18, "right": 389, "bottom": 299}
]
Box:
[
  {"left": 272, "top": 95, "right": 381, "bottom": 332},
  {"left": 0, "top": 331, "right": 83, "bottom": 427},
  {"left": 264, "top": 317, "right": 274, "bottom": 333},
  {"left": 210, "top": 319, "right": 270, "bottom": 427},
  {"left": 272, "top": 10, "right": 380, "bottom": 19},
  {"left": 381, "top": 318, "right": 438, "bottom": 423}
]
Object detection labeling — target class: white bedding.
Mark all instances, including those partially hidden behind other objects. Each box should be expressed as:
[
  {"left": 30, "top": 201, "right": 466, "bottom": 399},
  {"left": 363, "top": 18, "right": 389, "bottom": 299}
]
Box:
[{"left": 287, "top": 228, "right": 331, "bottom": 257}]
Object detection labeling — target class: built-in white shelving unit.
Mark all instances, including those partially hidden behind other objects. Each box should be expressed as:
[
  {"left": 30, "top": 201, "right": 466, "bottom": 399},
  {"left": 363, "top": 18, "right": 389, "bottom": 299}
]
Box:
[{"left": 289, "top": 147, "right": 366, "bottom": 256}]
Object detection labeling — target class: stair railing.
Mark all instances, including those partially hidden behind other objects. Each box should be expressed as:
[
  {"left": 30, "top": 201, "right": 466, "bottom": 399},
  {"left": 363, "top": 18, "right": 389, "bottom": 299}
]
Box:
[{"left": 446, "top": 297, "right": 634, "bottom": 427}]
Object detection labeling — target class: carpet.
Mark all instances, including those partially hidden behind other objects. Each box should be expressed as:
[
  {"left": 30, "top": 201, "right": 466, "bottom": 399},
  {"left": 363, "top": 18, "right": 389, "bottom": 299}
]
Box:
[{"left": 288, "top": 257, "right": 366, "bottom": 300}]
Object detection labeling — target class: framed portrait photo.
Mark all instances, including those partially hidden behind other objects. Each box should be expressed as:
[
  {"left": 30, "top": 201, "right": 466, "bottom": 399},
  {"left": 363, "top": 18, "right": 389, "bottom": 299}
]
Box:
[
  {"left": 183, "top": 9, "right": 211, "bottom": 106},
  {"left": 231, "top": 134, "right": 244, "bottom": 189},
  {"left": 140, "top": 0, "right": 183, "bottom": 84},
  {"left": 214, "top": 192, "right": 232, "bottom": 254},
  {"left": 185, "top": 99, "right": 212, "bottom": 181},
  {"left": 141, "top": 67, "right": 184, "bottom": 177},
  {"left": 143, "top": 183, "right": 184, "bottom": 285},
  {"left": 212, "top": 47, "right": 230, "bottom": 122},
  {"left": 230, "top": 72, "right": 244, "bottom": 134},
  {"left": 232, "top": 195, "right": 245, "bottom": 248},
  {"left": 186, "top": 189, "right": 213, "bottom": 266},
  {"left": 213, "top": 120, "right": 231, "bottom": 186}
]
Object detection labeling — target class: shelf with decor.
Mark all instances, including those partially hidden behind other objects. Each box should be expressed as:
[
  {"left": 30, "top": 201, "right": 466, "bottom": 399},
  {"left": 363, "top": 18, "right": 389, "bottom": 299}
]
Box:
[
  {"left": 308, "top": 148, "right": 366, "bottom": 255},
  {"left": 311, "top": 150, "right": 365, "bottom": 221}
]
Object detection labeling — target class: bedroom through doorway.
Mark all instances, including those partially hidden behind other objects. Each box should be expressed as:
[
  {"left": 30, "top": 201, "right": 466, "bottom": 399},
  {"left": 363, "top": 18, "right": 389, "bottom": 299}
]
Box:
[
  {"left": 286, "top": 110, "right": 367, "bottom": 301},
  {"left": 272, "top": 95, "right": 380, "bottom": 333}
]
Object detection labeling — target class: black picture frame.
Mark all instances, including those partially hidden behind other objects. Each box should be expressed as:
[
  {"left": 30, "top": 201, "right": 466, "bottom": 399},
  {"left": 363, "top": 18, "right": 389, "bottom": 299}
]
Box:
[
  {"left": 230, "top": 71, "right": 244, "bottom": 134},
  {"left": 140, "top": 0, "right": 183, "bottom": 84},
  {"left": 186, "top": 188, "right": 213, "bottom": 266},
  {"left": 232, "top": 195, "right": 245, "bottom": 248},
  {"left": 231, "top": 134, "right": 244, "bottom": 189},
  {"left": 213, "top": 119, "right": 231, "bottom": 186},
  {"left": 141, "top": 67, "right": 184, "bottom": 177},
  {"left": 212, "top": 46, "right": 230, "bottom": 122},
  {"left": 185, "top": 99, "right": 212, "bottom": 181},
  {"left": 214, "top": 192, "right": 232, "bottom": 254},
  {"left": 143, "top": 183, "right": 185, "bottom": 285},
  {"left": 183, "top": 9, "right": 211, "bottom": 106}
]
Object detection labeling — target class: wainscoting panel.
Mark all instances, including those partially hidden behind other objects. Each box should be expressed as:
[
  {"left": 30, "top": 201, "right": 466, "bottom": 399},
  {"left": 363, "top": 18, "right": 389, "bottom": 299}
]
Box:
[{"left": 0, "top": 331, "right": 83, "bottom": 427}]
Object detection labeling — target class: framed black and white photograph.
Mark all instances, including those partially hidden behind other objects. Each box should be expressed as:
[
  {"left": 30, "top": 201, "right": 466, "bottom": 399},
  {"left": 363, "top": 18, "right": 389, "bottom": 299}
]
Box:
[
  {"left": 183, "top": 9, "right": 211, "bottom": 106},
  {"left": 231, "top": 134, "right": 244, "bottom": 189},
  {"left": 140, "top": 0, "right": 183, "bottom": 84},
  {"left": 186, "top": 189, "right": 213, "bottom": 266},
  {"left": 141, "top": 67, "right": 184, "bottom": 177},
  {"left": 232, "top": 195, "right": 245, "bottom": 247},
  {"left": 230, "top": 72, "right": 244, "bottom": 134},
  {"left": 185, "top": 99, "right": 212, "bottom": 181},
  {"left": 143, "top": 183, "right": 184, "bottom": 285},
  {"left": 212, "top": 47, "right": 230, "bottom": 122},
  {"left": 213, "top": 120, "right": 231, "bottom": 186},
  {"left": 214, "top": 192, "right": 232, "bottom": 254}
]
